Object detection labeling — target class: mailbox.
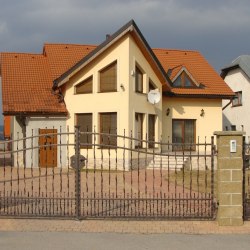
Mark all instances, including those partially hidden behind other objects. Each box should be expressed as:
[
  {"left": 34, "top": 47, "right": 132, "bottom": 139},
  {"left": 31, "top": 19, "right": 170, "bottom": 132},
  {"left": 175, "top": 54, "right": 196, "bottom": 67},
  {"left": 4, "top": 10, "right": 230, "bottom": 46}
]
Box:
[{"left": 70, "top": 155, "right": 86, "bottom": 169}]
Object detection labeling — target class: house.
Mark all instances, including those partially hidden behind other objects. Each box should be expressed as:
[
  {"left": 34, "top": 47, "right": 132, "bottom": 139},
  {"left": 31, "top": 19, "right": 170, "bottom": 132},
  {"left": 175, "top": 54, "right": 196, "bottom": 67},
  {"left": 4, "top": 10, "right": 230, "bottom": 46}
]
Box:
[
  {"left": 0, "top": 20, "right": 234, "bottom": 169},
  {"left": 221, "top": 55, "right": 250, "bottom": 137}
]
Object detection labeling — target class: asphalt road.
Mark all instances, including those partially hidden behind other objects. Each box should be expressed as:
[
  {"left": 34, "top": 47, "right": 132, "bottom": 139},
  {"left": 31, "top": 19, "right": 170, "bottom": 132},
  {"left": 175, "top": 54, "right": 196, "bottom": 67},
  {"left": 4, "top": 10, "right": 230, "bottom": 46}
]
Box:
[{"left": 0, "top": 232, "right": 250, "bottom": 250}]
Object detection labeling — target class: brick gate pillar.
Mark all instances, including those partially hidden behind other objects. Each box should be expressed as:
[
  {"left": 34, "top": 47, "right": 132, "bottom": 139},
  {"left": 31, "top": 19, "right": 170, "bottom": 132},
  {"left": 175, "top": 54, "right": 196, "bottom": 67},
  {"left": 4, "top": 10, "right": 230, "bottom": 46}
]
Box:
[{"left": 214, "top": 131, "right": 244, "bottom": 226}]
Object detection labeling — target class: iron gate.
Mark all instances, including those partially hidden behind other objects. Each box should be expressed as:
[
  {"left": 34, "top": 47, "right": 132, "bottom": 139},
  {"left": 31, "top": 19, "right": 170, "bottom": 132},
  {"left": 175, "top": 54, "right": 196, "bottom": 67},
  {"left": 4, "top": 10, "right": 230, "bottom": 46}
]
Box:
[
  {"left": 0, "top": 127, "right": 216, "bottom": 220},
  {"left": 243, "top": 137, "right": 250, "bottom": 220}
]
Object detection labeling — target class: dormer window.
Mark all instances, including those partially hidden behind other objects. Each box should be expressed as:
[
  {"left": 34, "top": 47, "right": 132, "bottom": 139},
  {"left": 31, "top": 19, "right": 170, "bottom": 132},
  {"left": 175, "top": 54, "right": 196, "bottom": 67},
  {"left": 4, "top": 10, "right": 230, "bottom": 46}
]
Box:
[
  {"left": 99, "top": 61, "right": 117, "bottom": 92},
  {"left": 172, "top": 69, "right": 197, "bottom": 88},
  {"left": 75, "top": 76, "right": 93, "bottom": 94}
]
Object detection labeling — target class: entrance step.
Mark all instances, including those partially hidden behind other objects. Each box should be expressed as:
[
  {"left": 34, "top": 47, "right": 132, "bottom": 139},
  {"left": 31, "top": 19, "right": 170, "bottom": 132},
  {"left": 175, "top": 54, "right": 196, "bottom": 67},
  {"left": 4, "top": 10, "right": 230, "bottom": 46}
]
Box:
[{"left": 147, "top": 155, "right": 189, "bottom": 170}]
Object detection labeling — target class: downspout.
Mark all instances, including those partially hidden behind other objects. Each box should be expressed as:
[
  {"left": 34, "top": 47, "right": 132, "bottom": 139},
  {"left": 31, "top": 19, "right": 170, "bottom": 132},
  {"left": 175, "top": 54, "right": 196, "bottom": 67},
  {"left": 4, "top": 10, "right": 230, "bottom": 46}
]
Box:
[{"left": 222, "top": 99, "right": 233, "bottom": 111}]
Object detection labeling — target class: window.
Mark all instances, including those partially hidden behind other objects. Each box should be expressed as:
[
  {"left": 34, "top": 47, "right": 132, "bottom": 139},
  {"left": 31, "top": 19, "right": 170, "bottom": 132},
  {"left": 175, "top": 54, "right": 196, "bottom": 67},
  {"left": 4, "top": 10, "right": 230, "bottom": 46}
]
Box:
[
  {"left": 231, "top": 125, "right": 236, "bottom": 131},
  {"left": 100, "top": 61, "right": 117, "bottom": 92},
  {"left": 173, "top": 71, "right": 196, "bottom": 88},
  {"left": 135, "top": 113, "right": 144, "bottom": 148},
  {"left": 232, "top": 91, "right": 242, "bottom": 107},
  {"left": 148, "top": 114, "right": 156, "bottom": 148},
  {"left": 75, "top": 76, "right": 93, "bottom": 94},
  {"left": 149, "top": 79, "right": 156, "bottom": 91},
  {"left": 76, "top": 113, "right": 92, "bottom": 147},
  {"left": 100, "top": 112, "right": 117, "bottom": 146},
  {"left": 135, "top": 66, "right": 143, "bottom": 93},
  {"left": 172, "top": 119, "right": 196, "bottom": 151}
]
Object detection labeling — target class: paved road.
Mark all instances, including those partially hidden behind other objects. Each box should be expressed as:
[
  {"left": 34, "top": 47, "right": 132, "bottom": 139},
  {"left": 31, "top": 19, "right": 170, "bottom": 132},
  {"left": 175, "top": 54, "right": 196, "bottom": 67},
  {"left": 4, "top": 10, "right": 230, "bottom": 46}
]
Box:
[{"left": 0, "top": 232, "right": 250, "bottom": 250}]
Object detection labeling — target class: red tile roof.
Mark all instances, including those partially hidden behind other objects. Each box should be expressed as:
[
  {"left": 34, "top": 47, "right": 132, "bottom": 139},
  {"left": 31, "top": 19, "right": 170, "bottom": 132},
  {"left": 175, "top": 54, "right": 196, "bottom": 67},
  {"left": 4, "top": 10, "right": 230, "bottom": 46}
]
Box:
[
  {"left": 153, "top": 49, "right": 234, "bottom": 98},
  {"left": 0, "top": 52, "right": 67, "bottom": 115},
  {"left": 44, "top": 44, "right": 97, "bottom": 80},
  {"left": 1, "top": 44, "right": 234, "bottom": 115}
]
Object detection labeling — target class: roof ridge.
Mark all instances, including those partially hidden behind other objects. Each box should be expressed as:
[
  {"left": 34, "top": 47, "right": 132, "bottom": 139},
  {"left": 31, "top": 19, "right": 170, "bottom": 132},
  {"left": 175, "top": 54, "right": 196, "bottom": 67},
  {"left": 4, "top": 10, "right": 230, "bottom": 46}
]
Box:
[
  {"left": 44, "top": 43, "right": 98, "bottom": 47},
  {"left": 1, "top": 52, "right": 43, "bottom": 56},
  {"left": 153, "top": 48, "right": 199, "bottom": 53}
]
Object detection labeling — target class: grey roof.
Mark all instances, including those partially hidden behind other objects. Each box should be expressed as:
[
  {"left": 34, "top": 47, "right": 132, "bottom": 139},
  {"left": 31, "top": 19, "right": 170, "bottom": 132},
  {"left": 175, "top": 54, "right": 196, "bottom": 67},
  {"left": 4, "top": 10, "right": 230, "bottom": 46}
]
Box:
[{"left": 221, "top": 55, "right": 250, "bottom": 79}]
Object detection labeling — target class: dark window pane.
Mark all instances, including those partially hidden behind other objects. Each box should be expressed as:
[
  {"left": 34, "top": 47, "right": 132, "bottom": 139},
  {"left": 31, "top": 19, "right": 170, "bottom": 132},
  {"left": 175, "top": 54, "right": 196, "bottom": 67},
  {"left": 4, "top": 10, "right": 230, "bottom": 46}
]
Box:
[
  {"left": 172, "top": 119, "right": 195, "bottom": 151},
  {"left": 232, "top": 91, "right": 242, "bottom": 107},
  {"left": 148, "top": 114, "right": 156, "bottom": 148},
  {"left": 135, "top": 113, "right": 143, "bottom": 148},
  {"left": 135, "top": 66, "right": 143, "bottom": 93}
]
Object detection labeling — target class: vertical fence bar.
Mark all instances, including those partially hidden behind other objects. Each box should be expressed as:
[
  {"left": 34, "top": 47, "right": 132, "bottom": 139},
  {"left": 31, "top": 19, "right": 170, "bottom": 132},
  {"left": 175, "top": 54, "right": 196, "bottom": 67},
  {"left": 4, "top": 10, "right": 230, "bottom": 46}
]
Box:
[
  {"left": 74, "top": 126, "right": 81, "bottom": 220},
  {"left": 210, "top": 136, "right": 215, "bottom": 217}
]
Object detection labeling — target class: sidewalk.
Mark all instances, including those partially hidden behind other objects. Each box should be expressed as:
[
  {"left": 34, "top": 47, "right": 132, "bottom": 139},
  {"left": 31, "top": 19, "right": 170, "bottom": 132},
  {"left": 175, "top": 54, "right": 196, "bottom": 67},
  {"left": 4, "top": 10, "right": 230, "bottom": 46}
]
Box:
[{"left": 0, "top": 219, "right": 250, "bottom": 234}]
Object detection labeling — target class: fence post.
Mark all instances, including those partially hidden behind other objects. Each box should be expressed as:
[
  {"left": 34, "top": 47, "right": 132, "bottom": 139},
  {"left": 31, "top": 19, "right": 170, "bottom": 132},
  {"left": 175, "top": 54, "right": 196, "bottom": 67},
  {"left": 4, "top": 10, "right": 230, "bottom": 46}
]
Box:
[
  {"left": 75, "top": 126, "right": 81, "bottom": 220},
  {"left": 214, "top": 131, "right": 244, "bottom": 226}
]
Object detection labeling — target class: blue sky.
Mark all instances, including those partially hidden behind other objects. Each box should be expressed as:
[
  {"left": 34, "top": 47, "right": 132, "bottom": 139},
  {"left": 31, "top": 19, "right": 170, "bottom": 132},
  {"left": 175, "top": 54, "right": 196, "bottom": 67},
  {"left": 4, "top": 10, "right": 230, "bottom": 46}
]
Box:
[{"left": 1, "top": 0, "right": 250, "bottom": 125}]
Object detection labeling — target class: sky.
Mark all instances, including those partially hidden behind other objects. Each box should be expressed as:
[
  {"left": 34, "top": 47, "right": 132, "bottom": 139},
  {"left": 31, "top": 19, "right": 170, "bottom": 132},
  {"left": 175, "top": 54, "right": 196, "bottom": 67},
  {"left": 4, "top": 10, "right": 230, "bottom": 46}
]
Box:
[{"left": 0, "top": 0, "right": 250, "bottom": 124}]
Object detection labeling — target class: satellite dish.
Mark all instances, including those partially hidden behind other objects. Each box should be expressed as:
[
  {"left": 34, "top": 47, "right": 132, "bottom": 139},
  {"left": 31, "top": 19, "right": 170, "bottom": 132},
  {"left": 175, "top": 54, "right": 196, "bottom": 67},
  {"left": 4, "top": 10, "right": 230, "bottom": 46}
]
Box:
[{"left": 147, "top": 89, "right": 161, "bottom": 104}]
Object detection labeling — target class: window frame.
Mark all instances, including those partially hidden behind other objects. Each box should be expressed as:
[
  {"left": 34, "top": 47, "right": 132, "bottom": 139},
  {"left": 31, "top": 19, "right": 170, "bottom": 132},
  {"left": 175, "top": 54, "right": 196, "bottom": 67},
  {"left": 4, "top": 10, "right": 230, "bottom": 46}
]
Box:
[
  {"left": 173, "top": 71, "right": 197, "bottom": 88},
  {"left": 135, "top": 65, "right": 144, "bottom": 93},
  {"left": 232, "top": 91, "right": 242, "bottom": 107},
  {"left": 148, "top": 114, "right": 156, "bottom": 148},
  {"left": 135, "top": 113, "right": 144, "bottom": 148},
  {"left": 99, "top": 112, "right": 117, "bottom": 147},
  {"left": 99, "top": 61, "right": 117, "bottom": 93},
  {"left": 149, "top": 79, "right": 157, "bottom": 92},
  {"left": 172, "top": 119, "right": 196, "bottom": 151},
  {"left": 75, "top": 113, "right": 93, "bottom": 148},
  {"left": 75, "top": 76, "right": 93, "bottom": 94}
]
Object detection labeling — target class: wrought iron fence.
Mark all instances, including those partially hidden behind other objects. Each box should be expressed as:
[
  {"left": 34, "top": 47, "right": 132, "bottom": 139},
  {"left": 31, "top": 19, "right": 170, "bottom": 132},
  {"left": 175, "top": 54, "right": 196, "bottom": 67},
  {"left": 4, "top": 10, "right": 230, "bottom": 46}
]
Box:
[{"left": 0, "top": 127, "right": 216, "bottom": 220}]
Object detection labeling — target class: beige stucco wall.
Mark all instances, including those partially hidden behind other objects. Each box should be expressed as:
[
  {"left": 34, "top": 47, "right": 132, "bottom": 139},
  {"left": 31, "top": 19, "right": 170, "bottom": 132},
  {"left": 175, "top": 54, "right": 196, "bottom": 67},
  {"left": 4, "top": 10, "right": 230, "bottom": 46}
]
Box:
[
  {"left": 162, "top": 97, "right": 222, "bottom": 148},
  {"left": 128, "top": 35, "right": 162, "bottom": 147},
  {"left": 62, "top": 34, "right": 163, "bottom": 168}
]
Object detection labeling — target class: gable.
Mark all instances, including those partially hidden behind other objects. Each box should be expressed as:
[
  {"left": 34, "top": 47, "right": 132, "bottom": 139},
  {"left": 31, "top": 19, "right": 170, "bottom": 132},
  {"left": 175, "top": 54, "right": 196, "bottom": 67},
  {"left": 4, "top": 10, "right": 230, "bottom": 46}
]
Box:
[
  {"left": 53, "top": 20, "right": 171, "bottom": 91},
  {"left": 172, "top": 67, "right": 200, "bottom": 88},
  {"left": 153, "top": 49, "right": 234, "bottom": 98}
]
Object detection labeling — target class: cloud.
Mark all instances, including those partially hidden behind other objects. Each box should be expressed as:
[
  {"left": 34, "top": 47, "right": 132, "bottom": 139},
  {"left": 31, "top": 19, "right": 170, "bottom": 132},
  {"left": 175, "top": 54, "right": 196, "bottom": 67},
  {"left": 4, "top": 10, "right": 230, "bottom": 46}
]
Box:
[
  {"left": 0, "top": 0, "right": 250, "bottom": 70},
  {"left": 0, "top": 22, "right": 7, "bottom": 34}
]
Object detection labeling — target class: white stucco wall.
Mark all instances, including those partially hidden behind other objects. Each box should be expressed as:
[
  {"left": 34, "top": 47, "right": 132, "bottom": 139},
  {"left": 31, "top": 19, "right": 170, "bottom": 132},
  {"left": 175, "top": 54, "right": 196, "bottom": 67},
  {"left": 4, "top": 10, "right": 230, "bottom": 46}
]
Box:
[
  {"left": 11, "top": 116, "right": 67, "bottom": 168},
  {"left": 12, "top": 116, "right": 25, "bottom": 167},
  {"left": 25, "top": 116, "right": 67, "bottom": 168},
  {"left": 222, "top": 68, "right": 250, "bottom": 137}
]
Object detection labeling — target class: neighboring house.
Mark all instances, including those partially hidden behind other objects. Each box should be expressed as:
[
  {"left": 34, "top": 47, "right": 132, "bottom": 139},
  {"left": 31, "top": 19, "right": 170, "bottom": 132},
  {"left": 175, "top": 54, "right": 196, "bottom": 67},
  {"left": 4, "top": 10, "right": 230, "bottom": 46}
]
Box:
[
  {"left": 221, "top": 55, "right": 250, "bottom": 137},
  {"left": 0, "top": 20, "right": 234, "bottom": 168}
]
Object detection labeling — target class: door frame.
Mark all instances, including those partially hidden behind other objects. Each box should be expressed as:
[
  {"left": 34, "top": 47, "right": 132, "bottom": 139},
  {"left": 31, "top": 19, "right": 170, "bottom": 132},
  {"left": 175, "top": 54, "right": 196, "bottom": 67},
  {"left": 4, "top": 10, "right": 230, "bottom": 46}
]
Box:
[{"left": 172, "top": 119, "right": 196, "bottom": 151}]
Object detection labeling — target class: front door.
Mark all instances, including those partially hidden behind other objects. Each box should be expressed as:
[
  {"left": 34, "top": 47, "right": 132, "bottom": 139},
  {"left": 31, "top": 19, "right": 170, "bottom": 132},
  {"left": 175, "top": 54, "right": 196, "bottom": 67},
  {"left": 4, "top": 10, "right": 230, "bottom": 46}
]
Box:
[
  {"left": 39, "top": 129, "right": 57, "bottom": 167},
  {"left": 172, "top": 119, "right": 196, "bottom": 151}
]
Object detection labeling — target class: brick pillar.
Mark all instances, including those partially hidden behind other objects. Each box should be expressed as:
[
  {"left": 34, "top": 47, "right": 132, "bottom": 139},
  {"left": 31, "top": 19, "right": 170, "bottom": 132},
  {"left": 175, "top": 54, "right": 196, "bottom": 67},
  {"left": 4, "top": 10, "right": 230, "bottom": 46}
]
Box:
[{"left": 214, "top": 131, "right": 244, "bottom": 226}]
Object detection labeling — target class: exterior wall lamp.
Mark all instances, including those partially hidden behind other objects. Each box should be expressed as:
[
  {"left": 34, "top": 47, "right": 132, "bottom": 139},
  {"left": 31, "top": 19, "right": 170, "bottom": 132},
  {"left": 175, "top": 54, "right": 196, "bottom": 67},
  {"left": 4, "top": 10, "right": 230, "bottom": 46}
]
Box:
[{"left": 200, "top": 109, "right": 205, "bottom": 117}]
